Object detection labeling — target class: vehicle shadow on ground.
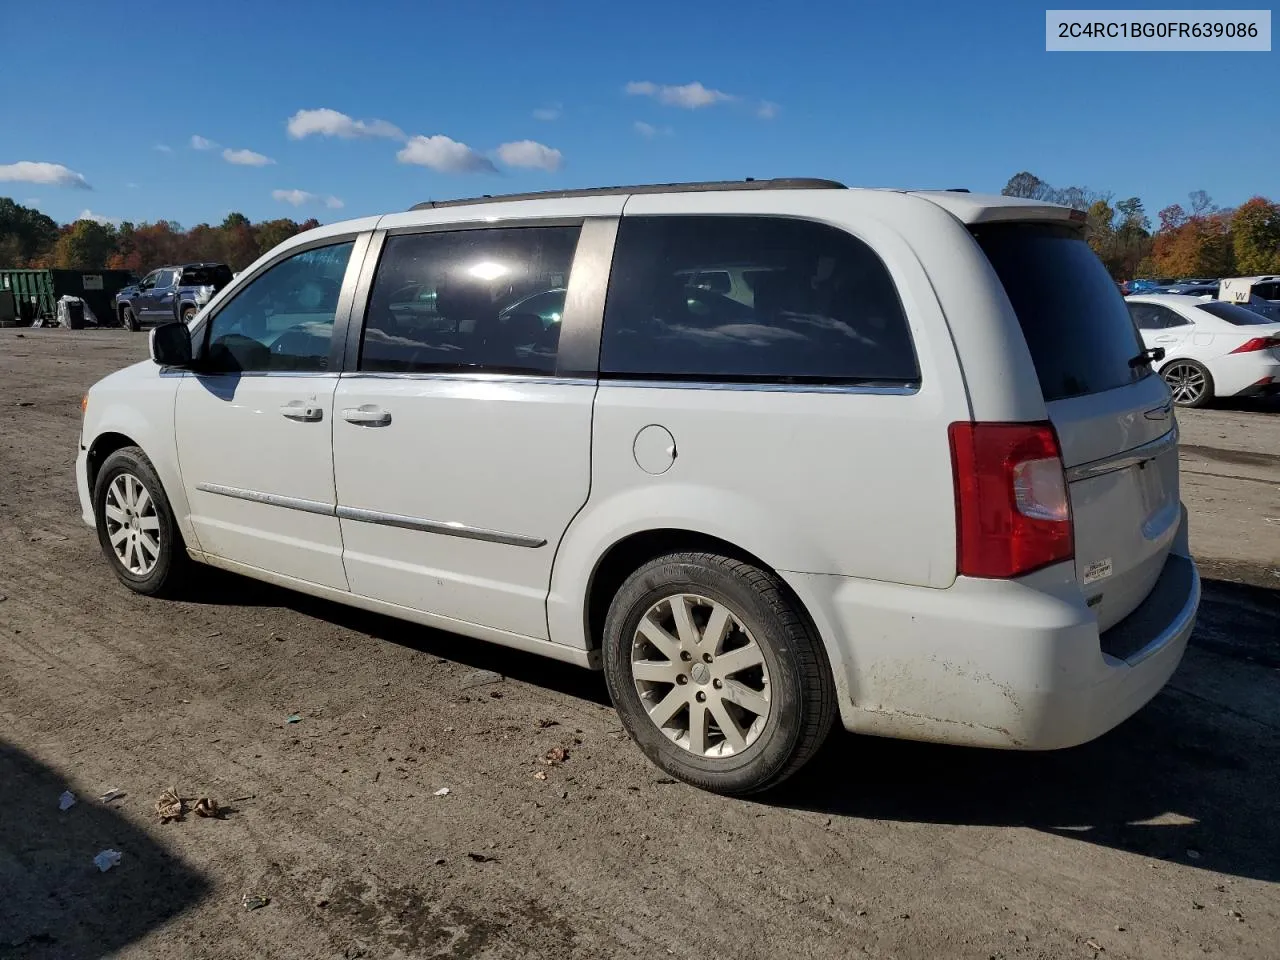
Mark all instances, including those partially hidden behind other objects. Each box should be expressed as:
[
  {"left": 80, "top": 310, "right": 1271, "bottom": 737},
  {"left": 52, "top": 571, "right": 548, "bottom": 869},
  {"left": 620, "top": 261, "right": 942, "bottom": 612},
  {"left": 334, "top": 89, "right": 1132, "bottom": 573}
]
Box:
[
  {"left": 181, "top": 568, "right": 613, "bottom": 707},
  {"left": 774, "top": 576, "right": 1280, "bottom": 884},
  {"left": 181, "top": 570, "right": 1279, "bottom": 882},
  {"left": 0, "top": 741, "right": 209, "bottom": 956}
]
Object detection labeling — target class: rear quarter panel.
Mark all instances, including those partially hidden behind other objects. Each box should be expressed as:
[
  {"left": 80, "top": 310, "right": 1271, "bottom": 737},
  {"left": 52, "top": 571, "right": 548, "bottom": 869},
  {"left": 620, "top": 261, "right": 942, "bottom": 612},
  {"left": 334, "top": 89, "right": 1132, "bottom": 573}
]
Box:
[{"left": 547, "top": 191, "right": 976, "bottom": 651}]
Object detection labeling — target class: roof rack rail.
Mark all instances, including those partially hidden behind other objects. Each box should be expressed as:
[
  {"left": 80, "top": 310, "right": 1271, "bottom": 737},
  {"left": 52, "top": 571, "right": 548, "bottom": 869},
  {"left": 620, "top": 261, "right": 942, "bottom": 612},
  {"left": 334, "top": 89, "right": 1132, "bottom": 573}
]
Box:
[{"left": 409, "top": 177, "right": 846, "bottom": 211}]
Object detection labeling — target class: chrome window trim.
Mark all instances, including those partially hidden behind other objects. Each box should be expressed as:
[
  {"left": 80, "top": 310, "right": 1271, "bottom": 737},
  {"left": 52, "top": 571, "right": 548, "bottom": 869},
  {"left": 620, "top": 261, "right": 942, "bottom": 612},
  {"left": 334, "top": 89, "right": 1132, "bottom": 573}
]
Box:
[
  {"left": 1064, "top": 425, "right": 1179, "bottom": 483},
  {"left": 195, "top": 483, "right": 334, "bottom": 516},
  {"left": 383, "top": 216, "right": 587, "bottom": 236},
  {"left": 597, "top": 378, "right": 919, "bottom": 396},
  {"left": 195, "top": 483, "right": 544, "bottom": 548},
  {"left": 336, "top": 506, "right": 546, "bottom": 548},
  {"left": 339, "top": 371, "right": 596, "bottom": 387}
]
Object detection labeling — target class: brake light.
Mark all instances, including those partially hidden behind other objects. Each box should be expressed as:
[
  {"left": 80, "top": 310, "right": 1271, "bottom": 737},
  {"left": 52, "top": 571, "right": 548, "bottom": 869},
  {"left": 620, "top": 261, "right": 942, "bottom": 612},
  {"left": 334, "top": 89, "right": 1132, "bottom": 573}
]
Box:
[
  {"left": 1229, "top": 337, "right": 1280, "bottom": 354},
  {"left": 949, "top": 422, "right": 1074, "bottom": 578}
]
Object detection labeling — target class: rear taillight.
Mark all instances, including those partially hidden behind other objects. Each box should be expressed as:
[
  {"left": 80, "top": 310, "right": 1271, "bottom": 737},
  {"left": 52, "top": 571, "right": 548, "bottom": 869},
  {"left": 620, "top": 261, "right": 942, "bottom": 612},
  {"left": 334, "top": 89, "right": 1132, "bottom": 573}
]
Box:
[
  {"left": 1230, "top": 337, "right": 1280, "bottom": 354},
  {"left": 949, "top": 422, "right": 1074, "bottom": 578}
]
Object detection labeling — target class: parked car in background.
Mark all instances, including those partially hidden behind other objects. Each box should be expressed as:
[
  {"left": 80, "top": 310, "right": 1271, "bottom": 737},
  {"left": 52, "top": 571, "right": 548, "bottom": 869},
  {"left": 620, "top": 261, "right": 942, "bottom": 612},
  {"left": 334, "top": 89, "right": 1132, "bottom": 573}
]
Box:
[
  {"left": 1164, "top": 282, "right": 1219, "bottom": 298},
  {"left": 115, "top": 263, "right": 233, "bottom": 331},
  {"left": 77, "top": 180, "right": 1199, "bottom": 794},
  {"left": 1126, "top": 278, "right": 1176, "bottom": 295},
  {"left": 1126, "top": 294, "right": 1280, "bottom": 406}
]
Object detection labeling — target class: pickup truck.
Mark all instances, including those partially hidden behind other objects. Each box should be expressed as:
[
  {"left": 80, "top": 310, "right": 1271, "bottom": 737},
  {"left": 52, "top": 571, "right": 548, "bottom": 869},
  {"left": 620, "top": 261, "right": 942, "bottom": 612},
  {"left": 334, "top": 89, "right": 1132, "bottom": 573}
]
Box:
[{"left": 115, "top": 263, "right": 233, "bottom": 331}]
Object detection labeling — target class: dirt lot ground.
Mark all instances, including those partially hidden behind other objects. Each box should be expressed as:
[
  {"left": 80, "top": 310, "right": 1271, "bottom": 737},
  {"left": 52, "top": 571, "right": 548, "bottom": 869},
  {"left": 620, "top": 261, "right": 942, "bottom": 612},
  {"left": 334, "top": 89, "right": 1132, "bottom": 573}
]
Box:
[{"left": 1, "top": 328, "right": 1277, "bottom": 960}]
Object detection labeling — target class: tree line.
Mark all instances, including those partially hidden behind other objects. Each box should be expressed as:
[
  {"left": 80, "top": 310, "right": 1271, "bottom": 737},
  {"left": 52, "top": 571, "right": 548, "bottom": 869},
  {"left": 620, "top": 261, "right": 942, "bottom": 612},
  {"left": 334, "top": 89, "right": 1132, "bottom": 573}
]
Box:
[
  {"left": 6, "top": 178, "right": 1280, "bottom": 280},
  {"left": 0, "top": 197, "right": 321, "bottom": 274},
  {"left": 1002, "top": 172, "right": 1280, "bottom": 279}
]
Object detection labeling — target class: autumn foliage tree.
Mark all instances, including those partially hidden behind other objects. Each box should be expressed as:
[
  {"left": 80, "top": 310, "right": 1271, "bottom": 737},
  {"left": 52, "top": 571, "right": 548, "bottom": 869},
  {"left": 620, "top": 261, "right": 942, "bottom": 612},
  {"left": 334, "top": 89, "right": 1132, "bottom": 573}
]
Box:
[
  {"left": 2, "top": 197, "right": 327, "bottom": 272},
  {"left": 1230, "top": 197, "right": 1280, "bottom": 274}
]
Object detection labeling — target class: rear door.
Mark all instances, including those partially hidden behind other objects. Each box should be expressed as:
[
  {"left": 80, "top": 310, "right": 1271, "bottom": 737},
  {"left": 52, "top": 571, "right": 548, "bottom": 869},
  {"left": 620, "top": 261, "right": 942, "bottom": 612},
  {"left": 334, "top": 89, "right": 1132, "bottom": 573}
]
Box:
[
  {"left": 330, "top": 220, "right": 610, "bottom": 639},
  {"left": 975, "top": 224, "right": 1180, "bottom": 630}
]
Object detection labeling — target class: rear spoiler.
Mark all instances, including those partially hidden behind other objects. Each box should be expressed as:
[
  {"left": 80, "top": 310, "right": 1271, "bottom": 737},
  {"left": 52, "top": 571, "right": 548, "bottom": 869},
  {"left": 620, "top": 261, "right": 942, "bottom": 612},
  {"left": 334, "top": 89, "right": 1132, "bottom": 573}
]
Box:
[{"left": 908, "top": 191, "right": 1085, "bottom": 227}]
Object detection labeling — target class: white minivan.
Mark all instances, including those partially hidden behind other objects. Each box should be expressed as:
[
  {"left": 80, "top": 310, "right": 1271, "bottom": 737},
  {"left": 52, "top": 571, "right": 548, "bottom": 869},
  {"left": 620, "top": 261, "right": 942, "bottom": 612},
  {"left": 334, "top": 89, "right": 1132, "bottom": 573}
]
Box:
[{"left": 76, "top": 179, "right": 1200, "bottom": 794}]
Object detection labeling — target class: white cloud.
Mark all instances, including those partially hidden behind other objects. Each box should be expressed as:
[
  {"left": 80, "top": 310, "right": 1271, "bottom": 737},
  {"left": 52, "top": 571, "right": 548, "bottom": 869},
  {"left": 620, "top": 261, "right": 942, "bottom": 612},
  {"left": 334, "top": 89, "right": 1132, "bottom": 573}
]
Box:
[
  {"left": 756, "top": 100, "right": 780, "bottom": 120},
  {"left": 287, "top": 108, "right": 405, "bottom": 141},
  {"left": 396, "top": 135, "right": 496, "bottom": 174},
  {"left": 77, "top": 209, "right": 122, "bottom": 227},
  {"left": 532, "top": 104, "right": 562, "bottom": 121},
  {"left": 154, "top": 143, "right": 173, "bottom": 153},
  {"left": 495, "top": 140, "right": 563, "bottom": 172},
  {"left": 190, "top": 135, "right": 216, "bottom": 150},
  {"left": 273, "top": 189, "right": 346, "bottom": 210},
  {"left": 633, "top": 121, "right": 673, "bottom": 138},
  {"left": 126, "top": 182, "right": 139, "bottom": 189},
  {"left": 625, "top": 80, "right": 733, "bottom": 109},
  {"left": 25, "top": 197, "right": 40, "bottom": 206},
  {"left": 273, "top": 189, "right": 316, "bottom": 207},
  {"left": 0, "top": 161, "right": 90, "bottom": 189},
  {"left": 223, "top": 148, "right": 275, "bottom": 167}
]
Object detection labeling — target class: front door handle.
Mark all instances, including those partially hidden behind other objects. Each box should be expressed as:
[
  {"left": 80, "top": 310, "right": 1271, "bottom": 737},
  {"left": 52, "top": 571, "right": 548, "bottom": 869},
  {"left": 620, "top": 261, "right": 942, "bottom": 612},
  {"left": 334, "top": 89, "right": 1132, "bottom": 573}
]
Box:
[
  {"left": 1154, "top": 336, "right": 1179, "bottom": 343},
  {"left": 280, "top": 402, "right": 323, "bottom": 422},
  {"left": 342, "top": 405, "right": 392, "bottom": 426}
]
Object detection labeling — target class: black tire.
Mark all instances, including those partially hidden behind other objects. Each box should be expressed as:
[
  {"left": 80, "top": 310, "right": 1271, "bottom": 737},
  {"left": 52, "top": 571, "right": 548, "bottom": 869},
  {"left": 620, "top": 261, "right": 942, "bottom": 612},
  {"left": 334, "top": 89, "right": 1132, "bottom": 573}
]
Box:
[
  {"left": 1161, "top": 358, "right": 1214, "bottom": 408},
  {"left": 93, "top": 446, "right": 190, "bottom": 597},
  {"left": 122, "top": 306, "right": 140, "bottom": 332},
  {"left": 181, "top": 306, "right": 197, "bottom": 324},
  {"left": 602, "top": 552, "right": 836, "bottom": 795}
]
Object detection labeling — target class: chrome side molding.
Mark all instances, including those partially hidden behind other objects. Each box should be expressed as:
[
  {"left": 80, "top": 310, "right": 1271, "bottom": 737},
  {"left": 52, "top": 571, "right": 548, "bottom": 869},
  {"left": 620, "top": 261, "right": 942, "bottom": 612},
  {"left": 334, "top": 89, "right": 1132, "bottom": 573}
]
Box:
[{"left": 195, "top": 482, "right": 545, "bottom": 548}]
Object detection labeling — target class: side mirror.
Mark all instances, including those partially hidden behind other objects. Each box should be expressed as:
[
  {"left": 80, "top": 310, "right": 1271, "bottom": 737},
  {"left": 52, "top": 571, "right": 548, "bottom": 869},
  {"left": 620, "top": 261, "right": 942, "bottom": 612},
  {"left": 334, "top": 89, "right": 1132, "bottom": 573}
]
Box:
[{"left": 149, "top": 322, "right": 193, "bottom": 367}]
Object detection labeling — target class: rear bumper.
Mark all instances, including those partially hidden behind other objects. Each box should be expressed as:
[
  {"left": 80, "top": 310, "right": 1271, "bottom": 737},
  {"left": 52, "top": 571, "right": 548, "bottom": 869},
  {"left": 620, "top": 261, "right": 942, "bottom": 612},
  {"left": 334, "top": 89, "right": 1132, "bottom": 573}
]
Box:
[
  {"left": 1213, "top": 355, "right": 1280, "bottom": 397},
  {"left": 789, "top": 525, "right": 1198, "bottom": 750}
]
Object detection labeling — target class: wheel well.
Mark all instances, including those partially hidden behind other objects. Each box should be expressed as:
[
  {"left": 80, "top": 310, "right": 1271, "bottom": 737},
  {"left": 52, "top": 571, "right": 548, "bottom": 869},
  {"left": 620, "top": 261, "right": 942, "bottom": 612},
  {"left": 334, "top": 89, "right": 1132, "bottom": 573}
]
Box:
[
  {"left": 86, "top": 432, "right": 137, "bottom": 495},
  {"left": 584, "top": 529, "right": 783, "bottom": 653}
]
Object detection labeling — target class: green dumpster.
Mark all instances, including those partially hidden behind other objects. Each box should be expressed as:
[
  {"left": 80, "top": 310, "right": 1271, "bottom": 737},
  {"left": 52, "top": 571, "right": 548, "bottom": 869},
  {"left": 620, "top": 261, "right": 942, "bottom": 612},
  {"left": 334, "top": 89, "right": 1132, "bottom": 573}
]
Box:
[{"left": 0, "top": 269, "right": 56, "bottom": 325}]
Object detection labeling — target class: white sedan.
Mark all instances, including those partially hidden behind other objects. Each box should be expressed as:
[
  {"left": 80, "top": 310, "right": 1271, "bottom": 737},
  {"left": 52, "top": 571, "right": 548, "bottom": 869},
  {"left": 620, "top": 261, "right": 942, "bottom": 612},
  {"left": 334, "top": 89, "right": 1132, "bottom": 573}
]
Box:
[{"left": 1125, "top": 294, "right": 1280, "bottom": 407}]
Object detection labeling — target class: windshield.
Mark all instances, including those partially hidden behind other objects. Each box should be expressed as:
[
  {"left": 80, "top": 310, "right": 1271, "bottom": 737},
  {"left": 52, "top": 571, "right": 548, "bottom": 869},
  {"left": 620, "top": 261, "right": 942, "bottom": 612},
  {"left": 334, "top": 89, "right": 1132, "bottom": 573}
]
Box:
[
  {"left": 1196, "top": 301, "right": 1277, "bottom": 326},
  {"left": 972, "top": 223, "right": 1148, "bottom": 401}
]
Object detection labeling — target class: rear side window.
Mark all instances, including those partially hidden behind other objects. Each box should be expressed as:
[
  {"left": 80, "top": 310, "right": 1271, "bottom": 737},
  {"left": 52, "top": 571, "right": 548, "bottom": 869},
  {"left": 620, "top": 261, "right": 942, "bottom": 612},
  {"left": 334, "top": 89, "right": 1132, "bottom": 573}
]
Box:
[
  {"left": 973, "top": 224, "right": 1147, "bottom": 401},
  {"left": 600, "top": 216, "right": 918, "bottom": 385},
  {"left": 1196, "top": 301, "right": 1275, "bottom": 325},
  {"left": 360, "top": 226, "right": 580, "bottom": 376},
  {"left": 181, "top": 264, "right": 233, "bottom": 288}
]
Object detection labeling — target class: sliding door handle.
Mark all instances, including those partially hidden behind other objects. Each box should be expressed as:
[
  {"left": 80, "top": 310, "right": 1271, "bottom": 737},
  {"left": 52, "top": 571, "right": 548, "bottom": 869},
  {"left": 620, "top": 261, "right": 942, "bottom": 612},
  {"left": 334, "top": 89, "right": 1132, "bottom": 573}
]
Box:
[{"left": 342, "top": 405, "right": 392, "bottom": 426}]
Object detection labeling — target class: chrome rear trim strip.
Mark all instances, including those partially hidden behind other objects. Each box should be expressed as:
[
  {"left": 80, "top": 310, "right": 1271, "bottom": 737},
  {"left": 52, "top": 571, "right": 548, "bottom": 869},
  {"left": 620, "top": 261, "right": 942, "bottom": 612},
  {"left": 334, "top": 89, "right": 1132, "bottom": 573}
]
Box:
[{"left": 1064, "top": 426, "right": 1179, "bottom": 483}]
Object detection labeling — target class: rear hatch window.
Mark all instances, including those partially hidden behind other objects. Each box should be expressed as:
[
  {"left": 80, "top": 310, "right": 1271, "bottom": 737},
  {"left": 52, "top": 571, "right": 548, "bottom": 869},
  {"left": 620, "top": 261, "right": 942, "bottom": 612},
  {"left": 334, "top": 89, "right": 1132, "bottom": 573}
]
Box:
[
  {"left": 180, "top": 265, "right": 233, "bottom": 289},
  {"left": 971, "top": 223, "right": 1149, "bottom": 401}
]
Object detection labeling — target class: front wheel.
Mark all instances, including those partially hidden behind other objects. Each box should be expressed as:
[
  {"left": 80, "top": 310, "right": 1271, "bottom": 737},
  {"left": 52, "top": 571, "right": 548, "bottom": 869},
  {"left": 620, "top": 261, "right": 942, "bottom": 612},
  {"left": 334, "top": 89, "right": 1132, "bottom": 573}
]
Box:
[
  {"left": 93, "top": 446, "right": 190, "bottom": 596},
  {"left": 181, "top": 306, "right": 197, "bottom": 324},
  {"left": 122, "top": 307, "right": 140, "bottom": 332},
  {"left": 1162, "top": 359, "right": 1214, "bottom": 408},
  {"left": 602, "top": 552, "right": 836, "bottom": 795}
]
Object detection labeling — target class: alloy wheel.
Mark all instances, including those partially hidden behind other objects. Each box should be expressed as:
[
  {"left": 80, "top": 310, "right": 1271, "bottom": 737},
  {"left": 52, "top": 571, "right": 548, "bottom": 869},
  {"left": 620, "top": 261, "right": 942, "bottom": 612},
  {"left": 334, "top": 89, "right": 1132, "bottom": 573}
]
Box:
[
  {"left": 104, "top": 473, "right": 161, "bottom": 575},
  {"left": 630, "top": 593, "right": 772, "bottom": 757},
  {"left": 1163, "top": 362, "right": 1206, "bottom": 405}
]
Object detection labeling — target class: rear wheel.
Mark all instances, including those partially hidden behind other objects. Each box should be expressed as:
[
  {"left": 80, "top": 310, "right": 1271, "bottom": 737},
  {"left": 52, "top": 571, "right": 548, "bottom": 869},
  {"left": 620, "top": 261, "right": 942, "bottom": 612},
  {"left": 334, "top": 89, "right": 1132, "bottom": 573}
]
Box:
[
  {"left": 122, "top": 306, "right": 140, "bottom": 332},
  {"left": 1162, "top": 359, "right": 1213, "bottom": 408},
  {"left": 93, "top": 446, "right": 190, "bottom": 597},
  {"left": 602, "top": 552, "right": 836, "bottom": 795}
]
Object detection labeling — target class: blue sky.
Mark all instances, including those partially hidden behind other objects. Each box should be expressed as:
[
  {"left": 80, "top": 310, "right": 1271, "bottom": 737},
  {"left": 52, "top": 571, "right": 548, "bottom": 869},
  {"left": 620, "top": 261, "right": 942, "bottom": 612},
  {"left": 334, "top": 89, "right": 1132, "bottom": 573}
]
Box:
[{"left": 3, "top": 0, "right": 1276, "bottom": 229}]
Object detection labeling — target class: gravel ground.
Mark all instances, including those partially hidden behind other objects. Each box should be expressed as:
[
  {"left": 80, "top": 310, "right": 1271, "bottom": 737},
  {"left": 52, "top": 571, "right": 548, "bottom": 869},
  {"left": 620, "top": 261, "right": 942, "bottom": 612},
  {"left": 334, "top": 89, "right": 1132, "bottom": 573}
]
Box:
[{"left": 1, "top": 328, "right": 1277, "bottom": 960}]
